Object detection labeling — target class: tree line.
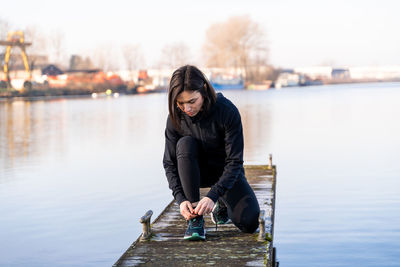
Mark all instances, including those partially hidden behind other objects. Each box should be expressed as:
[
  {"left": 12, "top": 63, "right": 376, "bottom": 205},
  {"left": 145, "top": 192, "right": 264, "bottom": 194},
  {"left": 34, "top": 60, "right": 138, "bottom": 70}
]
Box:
[{"left": 0, "top": 15, "right": 276, "bottom": 84}]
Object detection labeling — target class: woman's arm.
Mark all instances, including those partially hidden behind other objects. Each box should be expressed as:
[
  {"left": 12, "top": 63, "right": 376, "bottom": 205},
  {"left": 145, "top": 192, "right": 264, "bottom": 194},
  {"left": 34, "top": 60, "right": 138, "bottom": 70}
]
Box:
[{"left": 206, "top": 104, "right": 244, "bottom": 202}]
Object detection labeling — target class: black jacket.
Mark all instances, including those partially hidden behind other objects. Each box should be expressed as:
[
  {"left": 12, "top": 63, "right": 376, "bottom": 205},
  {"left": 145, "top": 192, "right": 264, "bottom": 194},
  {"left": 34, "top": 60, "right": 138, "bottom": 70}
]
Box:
[{"left": 163, "top": 93, "right": 245, "bottom": 204}]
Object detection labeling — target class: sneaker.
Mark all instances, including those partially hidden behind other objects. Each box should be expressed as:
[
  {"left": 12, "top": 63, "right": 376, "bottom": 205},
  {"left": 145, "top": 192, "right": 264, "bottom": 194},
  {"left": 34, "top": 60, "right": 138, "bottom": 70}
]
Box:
[
  {"left": 211, "top": 199, "right": 230, "bottom": 225},
  {"left": 183, "top": 215, "right": 206, "bottom": 241}
]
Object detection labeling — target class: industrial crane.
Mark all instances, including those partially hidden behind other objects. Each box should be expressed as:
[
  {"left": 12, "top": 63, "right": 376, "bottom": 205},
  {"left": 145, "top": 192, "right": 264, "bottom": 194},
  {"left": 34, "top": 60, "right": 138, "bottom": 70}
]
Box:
[{"left": 0, "top": 31, "right": 32, "bottom": 90}]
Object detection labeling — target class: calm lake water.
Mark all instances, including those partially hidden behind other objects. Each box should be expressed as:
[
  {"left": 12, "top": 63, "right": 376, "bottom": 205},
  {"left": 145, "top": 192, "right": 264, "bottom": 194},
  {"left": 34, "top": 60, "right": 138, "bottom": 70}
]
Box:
[{"left": 1, "top": 83, "right": 399, "bottom": 266}]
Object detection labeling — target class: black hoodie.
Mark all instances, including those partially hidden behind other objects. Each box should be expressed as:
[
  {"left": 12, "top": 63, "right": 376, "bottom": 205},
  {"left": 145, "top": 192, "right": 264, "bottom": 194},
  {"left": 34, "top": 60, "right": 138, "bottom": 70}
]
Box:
[{"left": 163, "top": 93, "right": 245, "bottom": 205}]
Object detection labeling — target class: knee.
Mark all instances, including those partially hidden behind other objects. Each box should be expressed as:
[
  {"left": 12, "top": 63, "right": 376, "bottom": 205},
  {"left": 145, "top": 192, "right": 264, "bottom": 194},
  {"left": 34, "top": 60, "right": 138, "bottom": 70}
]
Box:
[
  {"left": 236, "top": 211, "right": 260, "bottom": 233},
  {"left": 229, "top": 199, "right": 260, "bottom": 233},
  {"left": 176, "top": 136, "right": 198, "bottom": 157}
]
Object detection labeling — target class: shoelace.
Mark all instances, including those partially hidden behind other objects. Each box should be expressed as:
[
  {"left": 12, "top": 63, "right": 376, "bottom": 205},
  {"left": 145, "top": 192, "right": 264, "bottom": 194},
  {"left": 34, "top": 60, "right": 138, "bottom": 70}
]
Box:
[{"left": 190, "top": 217, "right": 203, "bottom": 228}]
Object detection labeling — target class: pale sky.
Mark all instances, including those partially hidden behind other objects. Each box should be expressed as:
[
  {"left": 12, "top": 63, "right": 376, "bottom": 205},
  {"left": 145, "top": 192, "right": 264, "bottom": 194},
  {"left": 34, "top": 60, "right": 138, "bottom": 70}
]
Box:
[{"left": 1, "top": 0, "right": 399, "bottom": 68}]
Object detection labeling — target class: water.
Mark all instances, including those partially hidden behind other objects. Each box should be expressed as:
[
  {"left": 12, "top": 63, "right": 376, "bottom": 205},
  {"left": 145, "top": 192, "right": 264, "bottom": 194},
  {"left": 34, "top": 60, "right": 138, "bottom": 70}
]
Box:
[{"left": 1, "top": 83, "right": 399, "bottom": 266}]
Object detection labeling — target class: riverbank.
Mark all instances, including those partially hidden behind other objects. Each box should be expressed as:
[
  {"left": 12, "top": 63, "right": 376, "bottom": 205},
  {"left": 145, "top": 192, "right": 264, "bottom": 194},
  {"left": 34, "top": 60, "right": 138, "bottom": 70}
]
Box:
[
  {"left": 0, "top": 86, "right": 166, "bottom": 101},
  {"left": 0, "top": 88, "right": 94, "bottom": 98}
]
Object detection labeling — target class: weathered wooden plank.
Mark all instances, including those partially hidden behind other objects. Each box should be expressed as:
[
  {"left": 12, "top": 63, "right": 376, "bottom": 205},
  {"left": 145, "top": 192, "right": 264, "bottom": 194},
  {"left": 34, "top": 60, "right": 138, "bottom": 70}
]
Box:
[{"left": 114, "top": 164, "right": 277, "bottom": 267}]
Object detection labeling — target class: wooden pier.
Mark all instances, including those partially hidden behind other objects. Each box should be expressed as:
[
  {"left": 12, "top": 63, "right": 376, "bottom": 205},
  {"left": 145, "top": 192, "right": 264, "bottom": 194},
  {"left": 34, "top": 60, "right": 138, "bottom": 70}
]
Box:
[{"left": 114, "top": 160, "right": 278, "bottom": 267}]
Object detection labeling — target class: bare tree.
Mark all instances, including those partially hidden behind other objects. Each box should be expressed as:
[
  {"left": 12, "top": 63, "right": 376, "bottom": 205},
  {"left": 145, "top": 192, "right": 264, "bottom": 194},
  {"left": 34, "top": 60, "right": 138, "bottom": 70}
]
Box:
[
  {"left": 24, "top": 25, "right": 49, "bottom": 72},
  {"left": 203, "top": 15, "right": 269, "bottom": 83},
  {"left": 122, "top": 43, "right": 144, "bottom": 81},
  {"left": 0, "top": 18, "right": 11, "bottom": 40},
  {"left": 49, "top": 29, "right": 66, "bottom": 65},
  {"left": 159, "top": 42, "right": 191, "bottom": 69},
  {"left": 24, "top": 25, "right": 48, "bottom": 56},
  {"left": 91, "top": 43, "right": 120, "bottom": 71}
]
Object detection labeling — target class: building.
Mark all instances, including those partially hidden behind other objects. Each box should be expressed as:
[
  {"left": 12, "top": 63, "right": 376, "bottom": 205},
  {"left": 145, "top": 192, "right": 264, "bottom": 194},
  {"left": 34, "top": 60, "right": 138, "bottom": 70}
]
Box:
[{"left": 69, "top": 55, "right": 94, "bottom": 70}]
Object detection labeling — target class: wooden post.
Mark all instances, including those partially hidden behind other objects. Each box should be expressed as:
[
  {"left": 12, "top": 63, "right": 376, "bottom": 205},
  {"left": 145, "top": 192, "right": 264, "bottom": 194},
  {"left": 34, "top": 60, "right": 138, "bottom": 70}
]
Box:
[
  {"left": 268, "top": 154, "right": 273, "bottom": 169},
  {"left": 140, "top": 210, "right": 153, "bottom": 241},
  {"left": 258, "top": 210, "right": 265, "bottom": 241}
]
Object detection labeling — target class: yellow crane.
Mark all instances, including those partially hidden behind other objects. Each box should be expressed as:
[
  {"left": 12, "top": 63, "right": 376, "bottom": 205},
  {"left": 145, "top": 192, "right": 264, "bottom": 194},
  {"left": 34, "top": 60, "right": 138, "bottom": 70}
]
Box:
[{"left": 0, "top": 31, "right": 32, "bottom": 90}]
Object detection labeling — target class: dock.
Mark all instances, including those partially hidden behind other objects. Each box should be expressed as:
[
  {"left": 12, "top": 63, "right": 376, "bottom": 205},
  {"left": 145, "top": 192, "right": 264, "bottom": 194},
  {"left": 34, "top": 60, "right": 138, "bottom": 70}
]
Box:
[{"left": 114, "top": 160, "right": 278, "bottom": 267}]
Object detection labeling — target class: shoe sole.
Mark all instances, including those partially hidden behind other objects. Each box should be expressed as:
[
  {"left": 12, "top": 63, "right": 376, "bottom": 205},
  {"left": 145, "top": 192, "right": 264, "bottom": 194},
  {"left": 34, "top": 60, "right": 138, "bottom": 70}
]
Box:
[
  {"left": 211, "top": 216, "right": 231, "bottom": 225},
  {"left": 184, "top": 231, "right": 206, "bottom": 241}
]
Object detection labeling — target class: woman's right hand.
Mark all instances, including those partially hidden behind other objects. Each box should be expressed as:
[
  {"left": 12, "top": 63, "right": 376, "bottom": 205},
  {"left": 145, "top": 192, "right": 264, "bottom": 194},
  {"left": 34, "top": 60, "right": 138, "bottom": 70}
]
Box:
[{"left": 180, "top": 201, "right": 196, "bottom": 220}]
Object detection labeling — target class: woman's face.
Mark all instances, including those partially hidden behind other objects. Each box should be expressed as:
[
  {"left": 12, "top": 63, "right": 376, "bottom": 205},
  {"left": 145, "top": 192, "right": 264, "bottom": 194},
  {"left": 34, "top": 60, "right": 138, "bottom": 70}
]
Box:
[{"left": 176, "top": 90, "right": 204, "bottom": 117}]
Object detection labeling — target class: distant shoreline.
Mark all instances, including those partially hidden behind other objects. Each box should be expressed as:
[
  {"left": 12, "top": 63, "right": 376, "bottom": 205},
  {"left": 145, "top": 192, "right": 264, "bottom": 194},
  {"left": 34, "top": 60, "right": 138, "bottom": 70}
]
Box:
[
  {"left": 0, "top": 93, "right": 93, "bottom": 102},
  {"left": 1, "top": 80, "right": 399, "bottom": 102},
  {"left": 0, "top": 87, "right": 167, "bottom": 102}
]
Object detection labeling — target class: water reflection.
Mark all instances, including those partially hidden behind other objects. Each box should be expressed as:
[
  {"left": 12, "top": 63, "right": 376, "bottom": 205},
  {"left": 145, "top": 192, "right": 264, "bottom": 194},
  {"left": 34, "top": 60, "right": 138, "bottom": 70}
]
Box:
[
  {"left": 1, "top": 100, "right": 62, "bottom": 174},
  {"left": 0, "top": 95, "right": 172, "bottom": 267},
  {"left": 0, "top": 92, "right": 273, "bottom": 174},
  {"left": 238, "top": 91, "right": 273, "bottom": 163}
]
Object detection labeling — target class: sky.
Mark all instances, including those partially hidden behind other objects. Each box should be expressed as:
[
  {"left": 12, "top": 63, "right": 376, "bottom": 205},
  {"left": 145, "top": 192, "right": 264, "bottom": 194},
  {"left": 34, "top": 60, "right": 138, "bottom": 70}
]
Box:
[{"left": 1, "top": 0, "right": 400, "bottom": 69}]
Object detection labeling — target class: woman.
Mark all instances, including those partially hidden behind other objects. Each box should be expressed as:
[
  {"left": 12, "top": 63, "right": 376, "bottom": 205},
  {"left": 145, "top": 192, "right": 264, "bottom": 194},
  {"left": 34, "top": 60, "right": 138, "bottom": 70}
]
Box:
[{"left": 163, "top": 65, "right": 260, "bottom": 241}]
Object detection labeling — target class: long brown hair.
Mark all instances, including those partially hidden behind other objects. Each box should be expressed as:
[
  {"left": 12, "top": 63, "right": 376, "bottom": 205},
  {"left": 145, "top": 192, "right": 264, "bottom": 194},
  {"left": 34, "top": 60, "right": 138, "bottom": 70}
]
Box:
[{"left": 168, "top": 65, "right": 217, "bottom": 131}]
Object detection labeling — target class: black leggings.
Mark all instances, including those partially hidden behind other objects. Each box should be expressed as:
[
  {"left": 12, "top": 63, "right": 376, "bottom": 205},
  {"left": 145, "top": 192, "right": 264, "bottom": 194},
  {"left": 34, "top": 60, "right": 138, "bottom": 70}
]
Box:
[{"left": 176, "top": 136, "right": 260, "bottom": 233}]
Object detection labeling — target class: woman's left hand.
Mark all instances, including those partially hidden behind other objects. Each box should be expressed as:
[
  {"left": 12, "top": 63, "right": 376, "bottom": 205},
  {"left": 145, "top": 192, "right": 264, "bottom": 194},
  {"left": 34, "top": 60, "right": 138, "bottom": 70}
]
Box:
[{"left": 194, "top": 197, "right": 215, "bottom": 215}]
